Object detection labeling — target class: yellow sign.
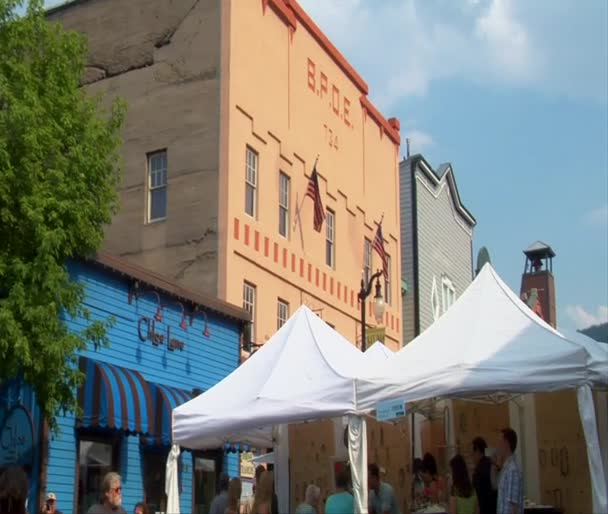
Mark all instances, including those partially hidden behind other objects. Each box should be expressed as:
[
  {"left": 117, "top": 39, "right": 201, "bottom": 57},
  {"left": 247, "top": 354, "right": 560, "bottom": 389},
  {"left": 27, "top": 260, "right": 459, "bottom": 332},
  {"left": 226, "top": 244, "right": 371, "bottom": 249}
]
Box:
[
  {"left": 366, "top": 327, "right": 385, "bottom": 348},
  {"left": 240, "top": 451, "right": 255, "bottom": 478}
]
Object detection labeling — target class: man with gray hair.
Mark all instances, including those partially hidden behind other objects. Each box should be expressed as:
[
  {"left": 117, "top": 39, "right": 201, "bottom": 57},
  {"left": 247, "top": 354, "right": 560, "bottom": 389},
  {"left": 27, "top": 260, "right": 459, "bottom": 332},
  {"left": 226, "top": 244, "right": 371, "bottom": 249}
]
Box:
[
  {"left": 87, "top": 472, "right": 127, "bottom": 514},
  {"left": 295, "top": 484, "right": 321, "bottom": 514}
]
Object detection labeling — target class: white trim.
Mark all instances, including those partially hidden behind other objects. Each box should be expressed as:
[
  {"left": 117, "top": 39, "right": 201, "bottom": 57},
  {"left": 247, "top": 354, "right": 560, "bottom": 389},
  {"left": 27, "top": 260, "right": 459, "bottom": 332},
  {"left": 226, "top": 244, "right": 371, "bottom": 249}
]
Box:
[
  {"left": 431, "top": 276, "right": 440, "bottom": 322},
  {"left": 417, "top": 159, "right": 476, "bottom": 227},
  {"left": 415, "top": 173, "right": 474, "bottom": 236}
]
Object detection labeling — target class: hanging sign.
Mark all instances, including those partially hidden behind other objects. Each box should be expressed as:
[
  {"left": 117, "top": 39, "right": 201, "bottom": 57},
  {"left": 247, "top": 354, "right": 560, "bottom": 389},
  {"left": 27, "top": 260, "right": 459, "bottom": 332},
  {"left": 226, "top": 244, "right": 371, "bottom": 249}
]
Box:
[
  {"left": 240, "top": 451, "right": 255, "bottom": 479},
  {"left": 376, "top": 398, "right": 406, "bottom": 422},
  {"left": 0, "top": 405, "right": 35, "bottom": 468},
  {"left": 137, "top": 317, "right": 185, "bottom": 351},
  {"left": 366, "top": 327, "right": 385, "bottom": 347}
]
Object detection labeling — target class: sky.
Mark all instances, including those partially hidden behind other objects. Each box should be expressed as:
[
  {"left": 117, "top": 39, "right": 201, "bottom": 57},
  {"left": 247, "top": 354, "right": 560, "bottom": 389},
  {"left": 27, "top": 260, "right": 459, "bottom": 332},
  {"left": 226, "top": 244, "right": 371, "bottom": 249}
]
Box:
[
  {"left": 40, "top": 0, "right": 608, "bottom": 331},
  {"left": 295, "top": 0, "right": 608, "bottom": 332}
]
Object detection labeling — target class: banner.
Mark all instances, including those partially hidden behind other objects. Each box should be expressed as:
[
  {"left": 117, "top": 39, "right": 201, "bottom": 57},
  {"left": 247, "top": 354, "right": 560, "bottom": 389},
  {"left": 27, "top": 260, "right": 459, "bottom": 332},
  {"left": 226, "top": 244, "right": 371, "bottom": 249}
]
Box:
[{"left": 365, "top": 327, "right": 385, "bottom": 347}]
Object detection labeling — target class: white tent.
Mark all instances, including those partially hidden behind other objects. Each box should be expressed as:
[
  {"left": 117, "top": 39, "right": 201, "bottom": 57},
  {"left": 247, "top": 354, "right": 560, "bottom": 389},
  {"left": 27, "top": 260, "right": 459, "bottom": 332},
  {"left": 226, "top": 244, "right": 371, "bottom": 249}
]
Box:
[
  {"left": 364, "top": 341, "right": 395, "bottom": 364},
  {"left": 356, "top": 264, "right": 608, "bottom": 512},
  {"left": 172, "top": 305, "right": 366, "bottom": 449},
  {"left": 172, "top": 306, "right": 368, "bottom": 513}
]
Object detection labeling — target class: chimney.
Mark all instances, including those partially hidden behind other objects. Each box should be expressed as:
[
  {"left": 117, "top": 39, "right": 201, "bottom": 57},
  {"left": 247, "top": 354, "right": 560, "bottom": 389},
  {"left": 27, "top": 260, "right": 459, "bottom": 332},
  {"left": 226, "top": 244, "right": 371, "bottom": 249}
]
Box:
[{"left": 520, "top": 241, "right": 557, "bottom": 327}]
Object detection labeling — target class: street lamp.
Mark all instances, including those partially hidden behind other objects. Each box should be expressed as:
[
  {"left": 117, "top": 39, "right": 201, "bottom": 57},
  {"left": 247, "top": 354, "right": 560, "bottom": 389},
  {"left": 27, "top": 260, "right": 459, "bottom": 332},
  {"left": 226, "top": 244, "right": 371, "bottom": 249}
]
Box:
[{"left": 359, "top": 269, "right": 386, "bottom": 352}]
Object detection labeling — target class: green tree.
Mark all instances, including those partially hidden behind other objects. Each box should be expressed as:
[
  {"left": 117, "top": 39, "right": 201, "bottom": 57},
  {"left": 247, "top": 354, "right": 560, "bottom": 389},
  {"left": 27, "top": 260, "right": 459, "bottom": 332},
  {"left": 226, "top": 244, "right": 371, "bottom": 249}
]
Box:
[{"left": 0, "top": 0, "right": 125, "bottom": 428}]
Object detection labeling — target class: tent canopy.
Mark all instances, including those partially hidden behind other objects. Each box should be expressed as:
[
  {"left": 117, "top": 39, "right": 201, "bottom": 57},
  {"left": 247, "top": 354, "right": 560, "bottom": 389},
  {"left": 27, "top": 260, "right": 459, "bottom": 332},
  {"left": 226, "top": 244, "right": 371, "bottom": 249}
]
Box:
[
  {"left": 172, "top": 306, "right": 366, "bottom": 449},
  {"left": 356, "top": 264, "right": 607, "bottom": 411},
  {"left": 364, "top": 341, "right": 395, "bottom": 364}
]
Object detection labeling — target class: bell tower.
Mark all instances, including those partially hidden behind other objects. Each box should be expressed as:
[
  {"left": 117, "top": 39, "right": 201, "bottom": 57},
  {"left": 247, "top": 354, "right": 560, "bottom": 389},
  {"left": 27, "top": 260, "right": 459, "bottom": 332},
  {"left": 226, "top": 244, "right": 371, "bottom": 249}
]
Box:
[{"left": 520, "top": 241, "right": 557, "bottom": 328}]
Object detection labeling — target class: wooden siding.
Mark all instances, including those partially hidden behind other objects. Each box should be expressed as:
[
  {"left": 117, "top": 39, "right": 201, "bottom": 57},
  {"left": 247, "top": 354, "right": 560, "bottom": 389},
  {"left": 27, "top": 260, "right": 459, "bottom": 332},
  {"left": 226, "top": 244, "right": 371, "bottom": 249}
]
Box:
[
  {"left": 0, "top": 381, "right": 43, "bottom": 511},
  {"left": 399, "top": 159, "right": 416, "bottom": 344},
  {"left": 43, "top": 261, "right": 241, "bottom": 514},
  {"left": 414, "top": 168, "right": 473, "bottom": 332}
]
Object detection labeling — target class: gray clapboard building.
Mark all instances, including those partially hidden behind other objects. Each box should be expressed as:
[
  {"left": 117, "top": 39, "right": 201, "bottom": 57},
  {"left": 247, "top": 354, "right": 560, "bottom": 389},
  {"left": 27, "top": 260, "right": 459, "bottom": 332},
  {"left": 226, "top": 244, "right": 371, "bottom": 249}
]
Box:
[{"left": 400, "top": 154, "right": 476, "bottom": 343}]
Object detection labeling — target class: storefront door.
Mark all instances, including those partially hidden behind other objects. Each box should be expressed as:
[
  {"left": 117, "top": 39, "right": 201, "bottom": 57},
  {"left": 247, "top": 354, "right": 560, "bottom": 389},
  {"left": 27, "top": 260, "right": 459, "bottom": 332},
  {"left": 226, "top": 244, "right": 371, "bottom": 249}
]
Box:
[{"left": 193, "top": 451, "right": 223, "bottom": 514}]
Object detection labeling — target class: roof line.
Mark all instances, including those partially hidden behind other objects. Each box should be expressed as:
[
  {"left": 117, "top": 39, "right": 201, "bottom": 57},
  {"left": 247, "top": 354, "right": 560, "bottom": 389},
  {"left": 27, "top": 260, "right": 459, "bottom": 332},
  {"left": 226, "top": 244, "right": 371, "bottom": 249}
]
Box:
[
  {"left": 88, "top": 251, "right": 250, "bottom": 323},
  {"left": 407, "top": 154, "right": 476, "bottom": 226}
]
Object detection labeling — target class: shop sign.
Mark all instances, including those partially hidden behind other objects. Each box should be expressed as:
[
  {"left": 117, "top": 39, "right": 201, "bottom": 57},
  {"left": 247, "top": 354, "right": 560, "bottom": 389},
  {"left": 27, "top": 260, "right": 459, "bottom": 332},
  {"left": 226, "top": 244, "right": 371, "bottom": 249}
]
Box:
[
  {"left": 376, "top": 398, "right": 406, "bottom": 422},
  {"left": 0, "top": 405, "right": 35, "bottom": 468},
  {"left": 240, "top": 451, "right": 255, "bottom": 479},
  {"left": 137, "top": 317, "right": 185, "bottom": 351}
]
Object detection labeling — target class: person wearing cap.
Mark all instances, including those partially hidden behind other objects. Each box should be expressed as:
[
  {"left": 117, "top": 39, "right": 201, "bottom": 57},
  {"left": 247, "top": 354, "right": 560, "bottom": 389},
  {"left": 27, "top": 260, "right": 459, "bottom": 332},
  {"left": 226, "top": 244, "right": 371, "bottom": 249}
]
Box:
[
  {"left": 41, "top": 492, "right": 63, "bottom": 514},
  {"left": 210, "top": 472, "right": 230, "bottom": 514}
]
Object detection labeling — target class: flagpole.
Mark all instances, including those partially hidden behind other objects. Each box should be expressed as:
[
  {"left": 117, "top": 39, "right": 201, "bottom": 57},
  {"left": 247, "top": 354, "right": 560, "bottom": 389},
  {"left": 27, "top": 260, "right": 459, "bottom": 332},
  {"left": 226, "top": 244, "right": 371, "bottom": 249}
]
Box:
[{"left": 293, "top": 154, "right": 320, "bottom": 230}]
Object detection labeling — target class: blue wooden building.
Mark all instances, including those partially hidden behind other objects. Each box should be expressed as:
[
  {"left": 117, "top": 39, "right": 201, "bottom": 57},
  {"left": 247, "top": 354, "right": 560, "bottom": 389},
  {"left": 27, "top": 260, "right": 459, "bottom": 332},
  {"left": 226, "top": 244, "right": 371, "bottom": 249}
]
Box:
[{"left": 0, "top": 252, "right": 250, "bottom": 514}]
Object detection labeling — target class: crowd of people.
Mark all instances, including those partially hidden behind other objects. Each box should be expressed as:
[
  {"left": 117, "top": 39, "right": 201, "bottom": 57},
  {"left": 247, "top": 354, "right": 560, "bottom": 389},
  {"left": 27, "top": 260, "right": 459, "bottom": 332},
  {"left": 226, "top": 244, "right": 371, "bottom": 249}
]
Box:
[
  {"left": 0, "top": 428, "right": 523, "bottom": 514},
  {"left": 411, "top": 428, "right": 523, "bottom": 514}
]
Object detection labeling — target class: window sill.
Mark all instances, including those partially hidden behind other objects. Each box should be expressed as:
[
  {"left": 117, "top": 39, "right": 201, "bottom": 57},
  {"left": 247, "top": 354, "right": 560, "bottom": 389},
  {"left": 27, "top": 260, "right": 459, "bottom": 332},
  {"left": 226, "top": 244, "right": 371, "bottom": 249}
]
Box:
[{"left": 146, "top": 217, "right": 167, "bottom": 225}]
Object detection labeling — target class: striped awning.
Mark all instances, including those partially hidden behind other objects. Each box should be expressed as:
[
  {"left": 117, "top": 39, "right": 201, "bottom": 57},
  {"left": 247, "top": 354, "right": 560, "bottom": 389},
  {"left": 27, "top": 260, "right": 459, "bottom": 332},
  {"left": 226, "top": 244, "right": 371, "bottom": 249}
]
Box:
[
  {"left": 78, "top": 357, "right": 153, "bottom": 434},
  {"left": 150, "top": 383, "right": 192, "bottom": 445}
]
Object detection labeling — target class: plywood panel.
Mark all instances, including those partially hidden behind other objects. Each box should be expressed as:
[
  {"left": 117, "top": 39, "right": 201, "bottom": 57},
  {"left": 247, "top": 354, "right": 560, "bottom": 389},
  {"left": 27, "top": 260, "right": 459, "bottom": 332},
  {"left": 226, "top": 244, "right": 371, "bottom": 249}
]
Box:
[
  {"left": 452, "top": 400, "right": 510, "bottom": 471},
  {"left": 289, "top": 420, "right": 336, "bottom": 511},
  {"left": 367, "top": 417, "right": 411, "bottom": 514},
  {"left": 535, "top": 391, "right": 591, "bottom": 514}
]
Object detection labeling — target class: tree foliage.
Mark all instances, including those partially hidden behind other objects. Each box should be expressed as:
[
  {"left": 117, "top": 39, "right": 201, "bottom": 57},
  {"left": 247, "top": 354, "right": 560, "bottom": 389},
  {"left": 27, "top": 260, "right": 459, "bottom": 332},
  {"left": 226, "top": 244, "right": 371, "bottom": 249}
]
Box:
[{"left": 0, "top": 0, "right": 125, "bottom": 428}]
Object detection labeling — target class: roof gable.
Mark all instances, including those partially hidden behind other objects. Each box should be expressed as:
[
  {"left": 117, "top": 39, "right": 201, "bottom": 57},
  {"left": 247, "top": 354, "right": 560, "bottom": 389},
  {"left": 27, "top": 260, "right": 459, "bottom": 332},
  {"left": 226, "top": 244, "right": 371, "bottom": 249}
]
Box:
[{"left": 406, "top": 154, "right": 476, "bottom": 227}]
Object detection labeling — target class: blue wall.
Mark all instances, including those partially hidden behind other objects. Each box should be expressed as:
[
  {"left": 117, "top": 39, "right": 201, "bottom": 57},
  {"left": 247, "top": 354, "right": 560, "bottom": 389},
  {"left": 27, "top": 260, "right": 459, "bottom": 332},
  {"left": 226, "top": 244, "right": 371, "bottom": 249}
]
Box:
[
  {"left": 0, "top": 380, "right": 43, "bottom": 512},
  {"left": 40, "top": 261, "right": 242, "bottom": 514}
]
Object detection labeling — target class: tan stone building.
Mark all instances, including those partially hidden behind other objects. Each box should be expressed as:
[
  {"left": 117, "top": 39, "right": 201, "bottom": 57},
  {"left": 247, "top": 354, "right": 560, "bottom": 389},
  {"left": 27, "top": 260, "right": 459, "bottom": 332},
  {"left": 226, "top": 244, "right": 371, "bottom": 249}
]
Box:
[
  {"left": 48, "top": 0, "right": 404, "bottom": 508},
  {"left": 49, "top": 0, "right": 402, "bottom": 351}
]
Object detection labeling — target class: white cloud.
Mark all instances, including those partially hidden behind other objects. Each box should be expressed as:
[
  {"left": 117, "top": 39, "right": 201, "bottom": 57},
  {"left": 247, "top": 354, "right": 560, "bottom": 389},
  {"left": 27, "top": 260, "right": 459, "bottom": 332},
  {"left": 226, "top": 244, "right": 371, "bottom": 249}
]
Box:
[
  {"left": 566, "top": 304, "right": 608, "bottom": 329},
  {"left": 584, "top": 204, "right": 608, "bottom": 227},
  {"left": 298, "top": 0, "right": 607, "bottom": 108},
  {"left": 404, "top": 129, "right": 434, "bottom": 152}
]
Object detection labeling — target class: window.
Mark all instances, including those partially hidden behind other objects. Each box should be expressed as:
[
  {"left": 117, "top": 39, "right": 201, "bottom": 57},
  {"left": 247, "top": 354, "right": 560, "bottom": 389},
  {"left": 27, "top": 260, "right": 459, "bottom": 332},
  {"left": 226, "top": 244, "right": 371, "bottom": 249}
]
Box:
[
  {"left": 193, "top": 451, "right": 222, "bottom": 514},
  {"left": 441, "top": 276, "right": 456, "bottom": 313},
  {"left": 384, "top": 254, "right": 392, "bottom": 305},
  {"left": 77, "top": 435, "right": 120, "bottom": 514},
  {"left": 243, "top": 282, "right": 256, "bottom": 342},
  {"left": 245, "top": 147, "right": 258, "bottom": 217},
  {"left": 147, "top": 150, "right": 167, "bottom": 222},
  {"left": 326, "top": 209, "right": 335, "bottom": 268},
  {"left": 277, "top": 299, "right": 289, "bottom": 329},
  {"left": 364, "top": 238, "right": 372, "bottom": 285},
  {"left": 143, "top": 447, "right": 169, "bottom": 513},
  {"left": 278, "top": 172, "right": 290, "bottom": 238}
]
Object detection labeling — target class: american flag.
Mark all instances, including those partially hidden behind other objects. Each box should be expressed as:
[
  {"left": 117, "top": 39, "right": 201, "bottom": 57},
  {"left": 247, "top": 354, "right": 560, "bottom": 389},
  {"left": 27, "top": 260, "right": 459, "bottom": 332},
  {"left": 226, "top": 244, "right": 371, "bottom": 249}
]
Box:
[
  {"left": 306, "top": 166, "right": 325, "bottom": 232},
  {"left": 373, "top": 220, "right": 388, "bottom": 277}
]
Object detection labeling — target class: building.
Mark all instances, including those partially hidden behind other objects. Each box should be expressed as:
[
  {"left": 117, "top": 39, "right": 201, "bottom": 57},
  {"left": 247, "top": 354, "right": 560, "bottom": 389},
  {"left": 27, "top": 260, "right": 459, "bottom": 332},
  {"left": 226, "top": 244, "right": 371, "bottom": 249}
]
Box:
[
  {"left": 399, "top": 153, "right": 476, "bottom": 343},
  {"left": 47, "top": 0, "right": 403, "bottom": 352},
  {"left": 46, "top": 1, "right": 403, "bottom": 504},
  {"left": 0, "top": 253, "right": 249, "bottom": 514},
  {"left": 397, "top": 153, "right": 513, "bottom": 507},
  {"left": 516, "top": 242, "right": 597, "bottom": 514}
]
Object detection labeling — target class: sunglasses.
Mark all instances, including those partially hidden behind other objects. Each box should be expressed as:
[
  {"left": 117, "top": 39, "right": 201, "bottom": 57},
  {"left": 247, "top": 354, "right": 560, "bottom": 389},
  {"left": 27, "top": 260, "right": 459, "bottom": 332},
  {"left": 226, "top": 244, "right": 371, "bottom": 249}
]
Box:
[{"left": 111, "top": 487, "right": 122, "bottom": 494}]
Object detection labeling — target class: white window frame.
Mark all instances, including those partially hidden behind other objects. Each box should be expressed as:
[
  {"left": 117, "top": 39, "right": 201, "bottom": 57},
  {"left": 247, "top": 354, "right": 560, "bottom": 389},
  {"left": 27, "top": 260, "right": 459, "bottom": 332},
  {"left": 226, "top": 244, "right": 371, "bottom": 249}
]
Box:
[
  {"left": 384, "top": 254, "right": 392, "bottom": 305},
  {"left": 147, "top": 150, "right": 168, "bottom": 223},
  {"left": 431, "top": 276, "right": 440, "bottom": 322},
  {"left": 278, "top": 172, "right": 290, "bottom": 238},
  {"left": 245, "top": 147, "right": 258, "bottom": 218},
  {"left": 364, "top": 238, "right": 372, "bottom": 285},
  {"left": 326, "top": 209, "right": 335, "bottom": 268},
  {"left": 277, "top": 299, "right": 289, "bottom": 330},
  {"left": 441, "top": 276, "right": 456, "bottom": 313},
  {"left": 243, "top": 282, "right": 256, "bottom": 342}
]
